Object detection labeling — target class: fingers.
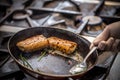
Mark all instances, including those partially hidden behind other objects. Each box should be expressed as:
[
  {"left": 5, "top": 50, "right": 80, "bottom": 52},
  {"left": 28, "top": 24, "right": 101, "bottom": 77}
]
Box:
[
  {"left": 90, "top": 27, "right": 110, "bottom": 49},
  {"left": 91, "top": 37, "right": 115, "bottom": 51},
  {"left": 112, "top": 39, "right": 120, "bottom": 52},
  {"left": 90, "top": 41, "right": 106, "bottom": 50},
  {"left": 93, "top": 27, "right": 110, "bottom": 45},
  {"left": 105, "top": 37, "right": 115, "bottom": 50},
  {"left": 97, "top": 37, "right": 114, "bottom": 50},
  {"left": 97, "top": 41, "right": 106, "bottom": 50}
]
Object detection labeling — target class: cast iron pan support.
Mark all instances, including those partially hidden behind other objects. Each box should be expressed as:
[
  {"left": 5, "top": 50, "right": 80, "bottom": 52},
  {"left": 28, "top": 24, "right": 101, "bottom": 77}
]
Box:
[{"left": 91, "top": 0, "right": 105, "bottom": 16}]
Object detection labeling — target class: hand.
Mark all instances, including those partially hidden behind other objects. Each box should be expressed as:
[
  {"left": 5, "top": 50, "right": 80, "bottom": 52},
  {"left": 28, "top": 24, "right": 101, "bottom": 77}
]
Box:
[{"left": 90, "top": 21, "right": 120, "bottom": 52}]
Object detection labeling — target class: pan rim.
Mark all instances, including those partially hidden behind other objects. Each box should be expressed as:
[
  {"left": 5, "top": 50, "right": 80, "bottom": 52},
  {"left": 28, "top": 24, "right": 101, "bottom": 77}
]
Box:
[{"left": 8, "top": 27, "right": 98, "bottom": 78}]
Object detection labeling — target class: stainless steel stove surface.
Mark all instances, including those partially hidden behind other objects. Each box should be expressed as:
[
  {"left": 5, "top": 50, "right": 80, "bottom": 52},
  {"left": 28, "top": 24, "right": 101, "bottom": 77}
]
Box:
[{"left": 0, "top": 0, "right": 120, "bottom": 80}]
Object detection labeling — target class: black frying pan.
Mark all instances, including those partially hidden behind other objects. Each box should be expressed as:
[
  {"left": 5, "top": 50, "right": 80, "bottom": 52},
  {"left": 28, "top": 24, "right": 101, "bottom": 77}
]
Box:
[{"left": 8, "top": 27, "right": 98, "bottom": 80}]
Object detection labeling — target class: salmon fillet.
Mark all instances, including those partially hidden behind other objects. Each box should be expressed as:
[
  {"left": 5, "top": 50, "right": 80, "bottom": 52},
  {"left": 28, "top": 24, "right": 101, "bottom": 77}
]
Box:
[
  {"left": 16, "top": 35, "right": 48, "bottom": 52},
  {"left": 48, "top": 37, "right": 77, "bottom": 54}
]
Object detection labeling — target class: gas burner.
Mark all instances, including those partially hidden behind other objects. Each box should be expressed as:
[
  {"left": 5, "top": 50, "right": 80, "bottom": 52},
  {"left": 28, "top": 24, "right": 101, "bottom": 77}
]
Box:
[
  {"left": 82, "top": 16, "right": 102, "bottom": 26},
  {"left": 6, "top": 10, "right": 53, "bottom": 27},
  {"left": 12, "top": 10, "right": 34, "bottom": 27},
  {"left": 43, "top": 0, "right": 80, "bottom": 11},
  {"left": 82, "top": 16, "right": 106, "bottom": 37}
]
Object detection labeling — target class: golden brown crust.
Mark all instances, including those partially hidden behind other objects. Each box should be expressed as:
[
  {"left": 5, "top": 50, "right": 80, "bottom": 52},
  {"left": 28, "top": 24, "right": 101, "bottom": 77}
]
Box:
[
  {"left": 17, "top": 35, "right": 77, "bottom": 54},
  {"left": 16, "top": 35, "right": 48, "bottom": 52},
  {"left": 48, "top": 37, "right": 77, "bottom": 54}
]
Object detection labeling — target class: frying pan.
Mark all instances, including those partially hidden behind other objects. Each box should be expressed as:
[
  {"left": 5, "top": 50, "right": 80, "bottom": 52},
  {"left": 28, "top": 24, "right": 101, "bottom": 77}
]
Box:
[{"left": 8, "top": 27, "right": 98, "bottom": 80}]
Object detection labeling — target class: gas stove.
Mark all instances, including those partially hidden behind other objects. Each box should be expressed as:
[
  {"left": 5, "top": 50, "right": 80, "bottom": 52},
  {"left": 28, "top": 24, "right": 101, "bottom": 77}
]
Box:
[{"left": 0, "top": 0, "right": 120, "bottom": 80}]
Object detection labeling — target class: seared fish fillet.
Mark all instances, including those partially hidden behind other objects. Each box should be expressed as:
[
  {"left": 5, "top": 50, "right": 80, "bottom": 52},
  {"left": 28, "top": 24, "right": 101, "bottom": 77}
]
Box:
[
  {"left": 16, "top": 35, "right": 48, "bottom": 52},
  {"left": 48, "top": 37, "right": 77, "bottom": 54}
]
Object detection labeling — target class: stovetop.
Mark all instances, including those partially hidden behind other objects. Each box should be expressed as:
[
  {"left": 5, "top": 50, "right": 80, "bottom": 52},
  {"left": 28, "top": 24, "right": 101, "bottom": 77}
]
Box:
[{"left": 0, "top": 0, "right": 120, "bottom": 80}]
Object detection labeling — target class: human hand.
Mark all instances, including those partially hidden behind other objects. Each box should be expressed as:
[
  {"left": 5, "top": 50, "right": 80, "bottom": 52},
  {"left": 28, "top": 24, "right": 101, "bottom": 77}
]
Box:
[{"left": 90, "top": 21, "right": 120, "bottom": 52}]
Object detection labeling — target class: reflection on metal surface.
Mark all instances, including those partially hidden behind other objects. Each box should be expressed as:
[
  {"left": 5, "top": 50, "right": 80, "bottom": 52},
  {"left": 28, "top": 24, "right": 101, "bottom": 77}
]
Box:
[{"left": 0, "top": 25, "right": 25, "bottom": 33}]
